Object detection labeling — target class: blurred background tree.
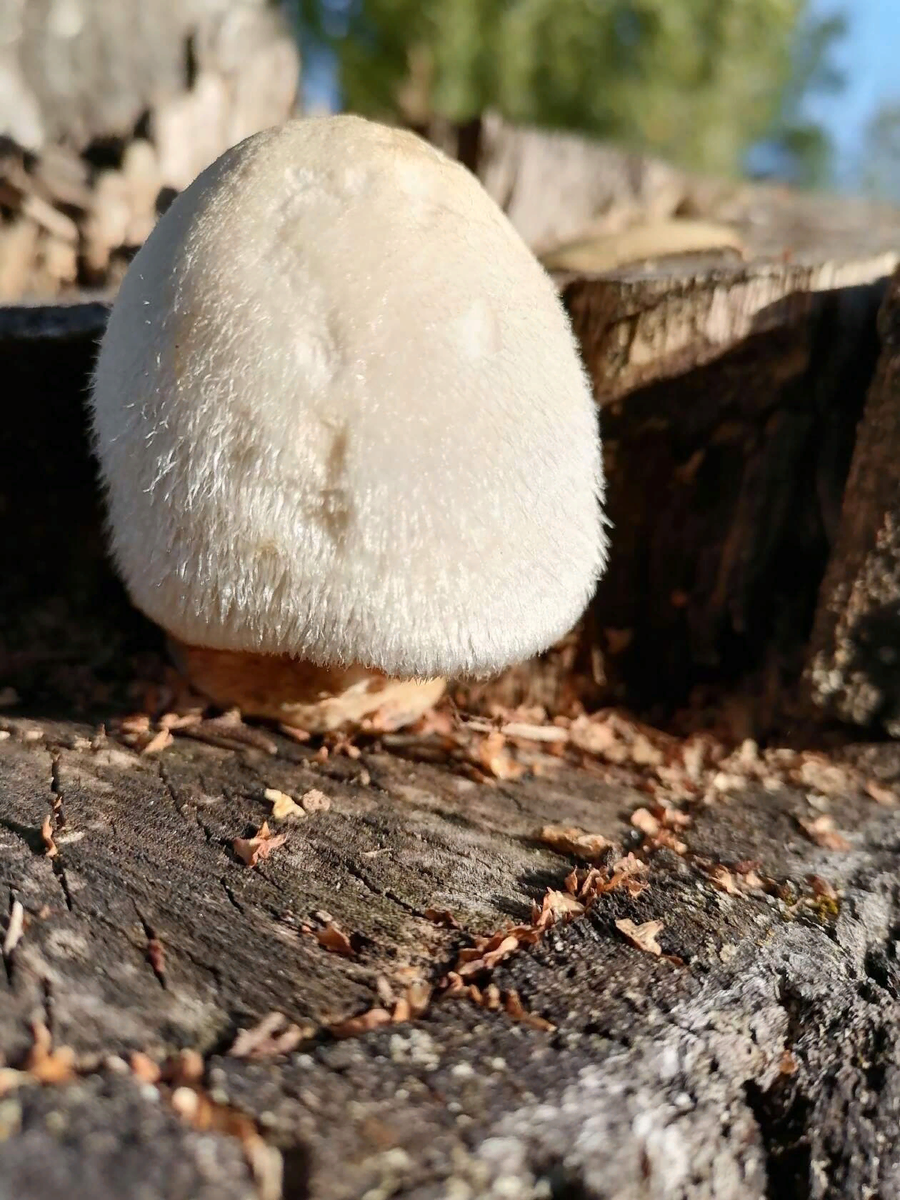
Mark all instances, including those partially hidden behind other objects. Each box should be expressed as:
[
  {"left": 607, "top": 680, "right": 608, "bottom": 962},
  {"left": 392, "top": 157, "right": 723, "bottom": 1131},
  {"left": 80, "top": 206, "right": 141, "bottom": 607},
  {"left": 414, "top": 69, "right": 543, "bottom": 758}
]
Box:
[
  {"left": 862, "top": 102, "right": 900, "bottom": 202},
  {"left": 295, "top": 0, "right": 846, "bottom": 181}
]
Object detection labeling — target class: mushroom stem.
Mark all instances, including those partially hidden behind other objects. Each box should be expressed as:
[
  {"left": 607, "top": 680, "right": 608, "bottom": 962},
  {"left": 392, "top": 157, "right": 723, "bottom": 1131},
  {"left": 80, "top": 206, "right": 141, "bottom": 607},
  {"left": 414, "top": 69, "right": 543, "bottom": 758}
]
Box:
[{"left": 169, "top": 641, "right": 446, "bottom": 734}]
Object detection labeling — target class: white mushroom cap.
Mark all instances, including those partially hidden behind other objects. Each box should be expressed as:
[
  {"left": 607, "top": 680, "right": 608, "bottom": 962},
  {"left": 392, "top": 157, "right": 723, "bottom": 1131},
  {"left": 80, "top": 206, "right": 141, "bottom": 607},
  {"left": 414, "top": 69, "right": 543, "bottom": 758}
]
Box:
[{"left": 90, "top": 115, "right": 606, "bottom": 680}]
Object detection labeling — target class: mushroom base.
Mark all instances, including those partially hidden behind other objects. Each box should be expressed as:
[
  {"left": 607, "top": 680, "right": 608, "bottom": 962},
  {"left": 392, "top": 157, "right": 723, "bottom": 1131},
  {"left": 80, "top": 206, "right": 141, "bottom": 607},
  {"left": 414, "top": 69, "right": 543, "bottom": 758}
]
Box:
[{"left": 169, "top": 641, "right": 446, "bottom": 734}]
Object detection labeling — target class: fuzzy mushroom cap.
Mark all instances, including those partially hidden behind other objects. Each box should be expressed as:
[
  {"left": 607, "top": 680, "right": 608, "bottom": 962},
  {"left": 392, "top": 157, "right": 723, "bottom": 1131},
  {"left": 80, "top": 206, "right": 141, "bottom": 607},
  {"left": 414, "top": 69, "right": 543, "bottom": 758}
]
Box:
[{"left": 90, "top": 115, "right": 606, "bottom": 680}]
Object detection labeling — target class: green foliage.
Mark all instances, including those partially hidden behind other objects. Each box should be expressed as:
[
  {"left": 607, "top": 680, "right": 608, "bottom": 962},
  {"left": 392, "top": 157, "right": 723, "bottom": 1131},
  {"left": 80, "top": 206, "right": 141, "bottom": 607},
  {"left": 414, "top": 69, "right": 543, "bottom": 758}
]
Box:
[{"left": 298, "top": 0, "right": 844, "bottom": 180}]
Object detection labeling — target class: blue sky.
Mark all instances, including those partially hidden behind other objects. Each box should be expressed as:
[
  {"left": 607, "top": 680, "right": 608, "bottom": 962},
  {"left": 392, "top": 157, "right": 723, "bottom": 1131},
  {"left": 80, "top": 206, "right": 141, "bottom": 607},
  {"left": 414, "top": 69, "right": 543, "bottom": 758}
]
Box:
[{"left": 804, "top": 0, "right": 900, "bottom": 186}]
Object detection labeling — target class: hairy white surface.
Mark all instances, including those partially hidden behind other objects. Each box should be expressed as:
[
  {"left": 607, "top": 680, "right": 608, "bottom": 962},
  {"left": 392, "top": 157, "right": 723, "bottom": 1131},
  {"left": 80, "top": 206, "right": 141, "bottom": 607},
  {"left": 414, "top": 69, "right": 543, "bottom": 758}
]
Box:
[{"left": 90, "top": 115, "right": 606, "bottom": 678}]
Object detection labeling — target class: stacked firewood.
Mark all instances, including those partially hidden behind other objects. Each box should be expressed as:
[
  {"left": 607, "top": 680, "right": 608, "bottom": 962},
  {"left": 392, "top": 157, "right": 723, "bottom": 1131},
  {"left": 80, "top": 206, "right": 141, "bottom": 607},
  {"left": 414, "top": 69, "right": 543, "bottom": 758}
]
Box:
[{"left": 0, "top": 0, "right": 300, "bottom": 300}]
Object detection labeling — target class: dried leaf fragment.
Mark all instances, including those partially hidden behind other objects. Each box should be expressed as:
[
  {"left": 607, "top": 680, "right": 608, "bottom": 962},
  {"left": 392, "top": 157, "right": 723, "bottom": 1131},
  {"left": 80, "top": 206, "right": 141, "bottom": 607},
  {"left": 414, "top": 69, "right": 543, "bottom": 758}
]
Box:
[
  {"left": 229, "top": 1011, "right": 309, "bottom": 1059},
  {"left": 26, "top": 1020, "right": 75, "bottom": 1084},
  {"left": 615, "top": 918, "right": 664, "bottom": 957},
  {"left": 329, "top": 1007, "right": 392, "bottom": 1039},
  {"left": 232, "top": 821, "right": 288, "bottom": 866},
  {"left": 537, "top": 824, "right": 614, "bottom": 860},
  {"left": 141, "top": 726, "right": 173, "bottom": 755},
  {"left": 478, "top": 731, "right": 524, "bottom": 780},
  {"left": 504, "top": 989, "right": 555, "bottom": 1032},
  {"left": 315, "top": 922, "right": 355, "bottom": 957},
  {"left": 798, "top": 815, "right": 851, "bottom": 851}
]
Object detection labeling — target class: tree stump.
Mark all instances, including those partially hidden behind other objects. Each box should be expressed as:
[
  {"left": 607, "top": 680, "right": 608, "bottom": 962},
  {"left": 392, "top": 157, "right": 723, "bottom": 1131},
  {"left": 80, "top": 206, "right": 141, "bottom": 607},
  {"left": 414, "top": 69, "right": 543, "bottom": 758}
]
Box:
[
  {"left": 807, "top": 267, "right": 900, "bottom": 733},
  {"left": 3, "top": 195, "right": 900, "bottom": 1197}
]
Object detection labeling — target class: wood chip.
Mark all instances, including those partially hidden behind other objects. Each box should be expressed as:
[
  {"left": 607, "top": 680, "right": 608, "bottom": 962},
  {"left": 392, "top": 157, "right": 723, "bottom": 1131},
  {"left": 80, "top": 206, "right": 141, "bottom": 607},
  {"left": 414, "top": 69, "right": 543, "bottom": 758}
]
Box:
[
  {"left": 314, "top": 922, "right": 355, "bottom": 957},
  {"left": 141, "top": 726, "right": 173, "bottom": 755},
  {"left": 263, "top": 788, "right": 305, "bottom": 820},
  {"left": 40, "top": 815, "right": 58, "bottom": 858},
  {"left": 328, "top": 1007, "right": 393, "bottom": 1039},
  {"left": 2, "top": 900, "right": 25, "bottom": 956},
  {"left": 26, "top": 1020, "right": 75, "bottom": 1084},
  {"left": 232, "top": 821, "right": 288, "bottom": 867},
  {"left": 615, "top": 918, "right": 664, "bottom": 956},
  {"left": 536, "top": 824, "right": 615, "bottom": 859},
  {"left": 504, "top": 988, "right": 556, "bottom": 1032},
  {"left": 865, "top": 779, "right": 898, "bottom": 807},
  {"left": 229, "top": 1012, "right": 309, "bottom": 1059},
  {"left": 798, "top": 815, "right": 852, "bottom": 851},
  {"left": 130, "top": 1051, "right": 162, "bottom": 1084},
  {"left": 300, "top": 788, "right": 331, "bottom": 813}
]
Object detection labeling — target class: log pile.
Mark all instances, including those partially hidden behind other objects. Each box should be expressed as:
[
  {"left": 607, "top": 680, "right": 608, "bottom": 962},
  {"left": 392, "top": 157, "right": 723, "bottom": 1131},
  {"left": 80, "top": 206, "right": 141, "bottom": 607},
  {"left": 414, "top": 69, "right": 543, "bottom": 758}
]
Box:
[{"left": 0, "top": 0, "right": 299, "bottom": 300}]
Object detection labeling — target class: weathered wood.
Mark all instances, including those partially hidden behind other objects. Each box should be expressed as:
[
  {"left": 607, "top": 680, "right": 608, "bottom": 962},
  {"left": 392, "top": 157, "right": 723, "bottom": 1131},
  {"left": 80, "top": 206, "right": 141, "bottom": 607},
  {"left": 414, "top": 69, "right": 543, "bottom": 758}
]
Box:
[
  {"left": 3, "top": 707, "right": 900, "bottom": 1199},
  {"left": 4, "top": 289, "right": 900, "bottom": 1198},
  {"left": 561, "top": 258, "right": 892, "bottom": 729},
  {"left": 807, "top": 267, "right": 900, "bottom": 733}
]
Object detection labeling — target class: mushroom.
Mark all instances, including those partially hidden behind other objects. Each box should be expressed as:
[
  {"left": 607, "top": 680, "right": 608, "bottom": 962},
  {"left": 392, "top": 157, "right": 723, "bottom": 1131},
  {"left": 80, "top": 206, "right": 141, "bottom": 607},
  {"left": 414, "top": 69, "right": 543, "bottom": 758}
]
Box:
[{"left": 90, "top": 115, "right": 606, "bottom": 733}]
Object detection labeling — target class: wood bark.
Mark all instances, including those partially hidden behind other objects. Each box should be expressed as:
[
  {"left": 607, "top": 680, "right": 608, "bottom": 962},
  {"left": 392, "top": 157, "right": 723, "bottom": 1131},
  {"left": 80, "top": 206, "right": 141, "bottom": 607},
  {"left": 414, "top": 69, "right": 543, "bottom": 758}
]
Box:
[{"left": 807, "top": 267, "right": 900, "bottom": 733}]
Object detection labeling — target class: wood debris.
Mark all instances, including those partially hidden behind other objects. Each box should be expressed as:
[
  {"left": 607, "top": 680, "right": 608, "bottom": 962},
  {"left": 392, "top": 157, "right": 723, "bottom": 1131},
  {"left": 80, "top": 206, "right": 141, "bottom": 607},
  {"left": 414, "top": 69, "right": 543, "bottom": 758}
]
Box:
[
  {"left": 25, "top": 1020, "right": 76, "bottom": 1085},
  {"left": 798, "top": 815, "right": 852, "bottom": 851},
  {"left": 40, "top": 814, "right": 58, "bottom": 858},
  {"left": 328, "top": 1007, "right": 393, "bottom": 1039},
  {"left": 314, "top": 922, "right": 356, "bottom": 958},
  {"left": 615, "top": 918, "right": 665, "bottom": 957},
  {"left": 229, "top": 1012, "right": 311, "bottom": 1060},
  {"left": 264, "top": 788, "right": 305, "bottom": 820},
  {"left": 536, "top": 825, "right": 615, "bottom": 860},
  {"left": 232, "top": 822, "right": 288, "bottom": 867},
  {"left": 2, "top": 899, "right": 25, "bottom": 957},
  {"left": 300, "top": 788, "right": 331, "bottom": 813}
]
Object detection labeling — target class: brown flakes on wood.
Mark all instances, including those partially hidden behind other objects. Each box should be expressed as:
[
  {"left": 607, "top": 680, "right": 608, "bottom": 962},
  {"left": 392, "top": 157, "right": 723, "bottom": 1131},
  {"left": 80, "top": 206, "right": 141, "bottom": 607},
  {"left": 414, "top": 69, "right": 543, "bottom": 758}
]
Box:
[
  {"left": 808, "top": 874, "right": 839, "bottom": 902},
  {"left": 706, "top": 865, "right": 740, "bottom": 895},
  {"left": 26, "top": 1020, "right": 76, "bottom": 1085},
  {"left": 798, "top": 815, "right": 852, "bottom": 851},
  {"left": 130, "top": 1051, "right": 162, "bottom": 1084},
  {"left": 477, "top": 731, "right": 525, "bottom": 780},
  {"left": 300, "top": 788, "right": 331, "bottom": 813},
  {"left": 425, "top": 908, "right": 460, "bottom": 928},
  {"left": 328, "top": 1007, "right": 393, "bottom": 1039},
  {"left": 503, "top": 989, "right": 555, "bottom": 1032},
  {"left": 314, "top": 922, "right": 355, "bottom": 957},
  {"left": 263, "top": 788, "right": 305, "bottom": 820},
  {"left": 229, "top": 1012, "right": 310, "bottom": 1060},
  {"left": 40, "top": 814, "right": 58, "bottom": 858},
  {"left": 615, "top": 918, "right": 664, "bottom": 957},
  {"left": 533, "top": 889, "right": 585, "bottom": 926},
  {"left": 2, "top": 899, "right": 25, "bottom": 957},
  {"left": 141, "top": 726, "right": 173, "bottom": 755},
  {"left": 536, "top": 824, "right": 615, "bottom": 860},
  {"left": 865, "top": 779, "right": 898, "bottom": 807},
  {"left": 232, "top": 821, "right": 288, "bottom": 867},
  {"left": 796, "top": 755, "right": 855, "bottom": 797},
  {"left": 147, "top": 933, "right": 166, "bottom": 980}
]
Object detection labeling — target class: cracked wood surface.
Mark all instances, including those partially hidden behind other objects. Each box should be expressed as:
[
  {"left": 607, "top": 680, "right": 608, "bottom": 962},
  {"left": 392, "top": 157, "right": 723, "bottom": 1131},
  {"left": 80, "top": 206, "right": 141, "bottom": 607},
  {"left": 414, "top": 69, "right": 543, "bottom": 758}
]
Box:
[
  {"left": 3, "top": 266, "right": 900, "bottom": 1198},
  {"left": 2, "top": 722, "right": 900, "bottom": 1199}
]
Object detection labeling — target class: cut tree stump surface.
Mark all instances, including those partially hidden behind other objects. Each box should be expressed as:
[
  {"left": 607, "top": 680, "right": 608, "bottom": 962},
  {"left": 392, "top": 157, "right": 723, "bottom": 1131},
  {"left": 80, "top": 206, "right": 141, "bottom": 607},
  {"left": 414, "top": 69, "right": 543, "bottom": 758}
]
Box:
[
  {"left": 4, "top": 254, "right": 900, "bottom": 1197},
  {"left": 3, "top": 719, "right": 900, "bottom": 1200}
]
